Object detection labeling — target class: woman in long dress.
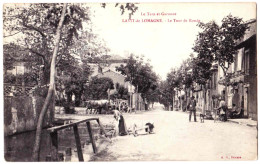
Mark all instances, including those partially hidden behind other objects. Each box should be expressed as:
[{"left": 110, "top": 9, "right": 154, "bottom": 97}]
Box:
[{"left": 113, "top": 109, "right": 128, "bottom": 136}]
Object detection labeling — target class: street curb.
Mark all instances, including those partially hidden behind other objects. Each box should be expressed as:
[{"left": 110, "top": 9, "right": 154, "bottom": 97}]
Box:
[
  {"left": 227, "top": 120, "right": 257, "bottom": 128},
  {"left": 173, "top": 109, "right": 257, "bottom": 128}
]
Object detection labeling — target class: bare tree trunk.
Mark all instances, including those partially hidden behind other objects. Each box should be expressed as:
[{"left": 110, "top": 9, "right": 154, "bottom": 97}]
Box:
[
  {"left": 203, "top": 84, "right": 207, "bottom": 115},
  {"left": 136, "top": 85, "right": 139, "bottom": 111},
  {"left": 172, "top": 91, "right": 175, "bottom": 111},
  {"left": 222, "top": 69, "right": 228, "bottom": 104},
  {"left": 224, "top": 77, "right": 228, "bottom": 105},
  {"left": 32, "top": 3, "right": 67, "bottom": 161}
]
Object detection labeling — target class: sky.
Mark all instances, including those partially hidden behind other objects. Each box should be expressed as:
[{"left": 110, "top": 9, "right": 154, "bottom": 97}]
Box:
[
  {"left": 85, "top": 2, "right": 256, "bottom": 80},
  {"left": 1, "top": 2, "right": 257, "bottom": 80}
]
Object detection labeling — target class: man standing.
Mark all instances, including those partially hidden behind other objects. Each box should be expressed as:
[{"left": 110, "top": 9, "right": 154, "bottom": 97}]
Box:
[{"left": 188, "top": 96, "right": 197, "bottom": 122}]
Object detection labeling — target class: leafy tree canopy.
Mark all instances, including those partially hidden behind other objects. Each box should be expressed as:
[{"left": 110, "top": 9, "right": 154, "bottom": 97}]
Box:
[
  {"left": 85, "top": 77, "right": 114, "bottom": 100},
  {"left": 116, "top": 54, "right": 158, "bottom": 98},
  {"left": 193, "top": 14, "right": 248, "bottom": 75}
]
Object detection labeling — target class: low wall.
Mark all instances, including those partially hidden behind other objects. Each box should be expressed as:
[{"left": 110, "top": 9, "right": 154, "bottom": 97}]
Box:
[{"left": 4, "top": 94, "right": 54, "bottom": 136}]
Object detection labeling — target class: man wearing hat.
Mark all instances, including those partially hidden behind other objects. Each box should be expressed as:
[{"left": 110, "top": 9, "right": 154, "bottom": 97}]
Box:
[{"left": 188, "top": 96, "right": 197, "bottom": 122}]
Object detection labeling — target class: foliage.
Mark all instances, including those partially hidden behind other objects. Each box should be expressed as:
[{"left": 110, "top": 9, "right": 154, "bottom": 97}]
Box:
[
  {"left": 192, "top": 14, "right": 248, "bottom": 102},
  {"left": 179, "top": 58, "right": 193, "bottom": 89},
  {"left": 4, "top": 73, "right": 39, "bottom": 86},
  {"left": 193, "top": 14, "right": 248, "bottom": 77},
  {"left": 116, "top": 54, "right": 158, "bottom": 99},
  {"left": 4, "top": 74, "right": 16, "bottom": 84},
  {"left": 145, "top": 87, "right": 160, "bottom": 104},
  {"left": 166, "top": 68, "right": 182, "bottom": 92},
  {"left": 63, "top": 101, "right": 76, "bottom": 114},
  {"left": 158, "top": 81, "right": 173, "bottom": 108},
  {"left": 111, "top": 83, "right": 129, "bottom": 100},
  {"left": 3, "top": 4, "right": 92, "bottom": 84},
  {"left": 101, "top": 3, "right": 138, "bottom": 19},
  {"left": 191, "top": 56, "right": 212, "bottom": 85},
  {"left": 56, "top": 60, "right": 92, "bottom": 106},
  {"left": 85, "top": 77, "right": 114, "bottom": 100}
]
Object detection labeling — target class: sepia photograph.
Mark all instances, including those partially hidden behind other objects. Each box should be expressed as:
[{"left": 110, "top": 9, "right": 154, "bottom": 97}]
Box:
[{"left": 2, "top": 1, "right": 258, "bottom": 162}]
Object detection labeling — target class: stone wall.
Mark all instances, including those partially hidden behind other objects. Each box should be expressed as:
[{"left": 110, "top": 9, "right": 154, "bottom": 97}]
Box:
[{"left": 4, "top": 87, "right": 54, "bottom": 136}]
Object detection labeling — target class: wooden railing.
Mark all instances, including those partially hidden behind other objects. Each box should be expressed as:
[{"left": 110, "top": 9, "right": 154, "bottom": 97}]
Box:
[{"left": 46, "top": 118, "right": 107, "bottom": 162}]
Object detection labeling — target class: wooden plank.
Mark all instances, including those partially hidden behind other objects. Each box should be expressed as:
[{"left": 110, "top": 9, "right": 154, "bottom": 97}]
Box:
[
  {"left": 50, "top": 131, "right": 58, "bottom": 161},
  {"left": 47, "top": 118, "right": 99, "bottom": 132},
  {"left": 73, "top": 125, "right": 84, "bottom": 162},
  {"left": 86, "top": 122, "right": 97, "bottom": 153},
  {"left": 134, "top": 125, "right": 149, "bottom": 131},
  {"left": 96, "top": 119, "right": 108, "bottom": 137}
]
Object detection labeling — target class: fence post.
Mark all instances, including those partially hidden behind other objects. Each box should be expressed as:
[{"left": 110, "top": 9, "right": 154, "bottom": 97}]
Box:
[
  {"left": 73, "top": 125, "right": 84, "bottom": 161},
  {"left": 86, "top": 122, "right": 97, "bottom": 153},
  {"left": 50, "top": 131, "right": 58, "bottom": 161}
]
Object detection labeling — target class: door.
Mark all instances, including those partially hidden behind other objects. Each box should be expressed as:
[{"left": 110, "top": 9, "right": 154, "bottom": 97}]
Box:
[{"left": 243, "top": 87, "right": 248, "bottom": 117}]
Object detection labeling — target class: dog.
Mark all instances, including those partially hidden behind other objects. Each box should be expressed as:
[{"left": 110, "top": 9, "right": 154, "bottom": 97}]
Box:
[
  {"left": 145, "top": 122, "right": 155, "bottom": 133},
  {"left": 129, "top": 122, "right": 155, "bottom": 137},
  {"left": 200, "top": 114, "right": 205, "bottom": 123}
]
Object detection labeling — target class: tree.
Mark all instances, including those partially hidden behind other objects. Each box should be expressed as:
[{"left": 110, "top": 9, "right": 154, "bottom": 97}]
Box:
[
  {"left": 4, "top": 3, "right": 139, "bottom": 161},
  {"left": 116, "top": 54, "right": 158, "bottom": 109},
  {"left": 116, "top": 54, "right": 158, "bottom": 95},
  {"left": 101, "top": 3, "right": 138, "bottom": 19},
  {"left": 191, "top": 57, "right": 212, "bottom": 86},
  {"left": 57, "top": 60, "right": 92, "bottom": 106},
  {"left": 3, "top": 4, "right": 91, "bottom": 84},
  {"left": 166, "top": 68, "right": 183, "bottom": 110},
  {"left": 145, "top": 86, "right": 160, "bottom": 108},
  {"left": 158, "top": 81, "right": 173, "bottom": 110},
  {"left": 32, "top": 3, "right": 67, "bottom": 161},
  {"left": 193, "top": 14, "right": 248, "bottom": 101},
  {"left": 85, "top": 77, "right": 114, "bottom": 100},
  {"left": 164, "top": 58, "right": 193, "bottom": 111},
  {"left": 110, "top": 83, "right": 129, "bottom": 100}
]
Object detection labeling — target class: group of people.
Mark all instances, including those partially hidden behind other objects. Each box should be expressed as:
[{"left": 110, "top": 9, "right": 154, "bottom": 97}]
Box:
[{"left": 187, "top": 96, "right": 238, "bottom": 122}]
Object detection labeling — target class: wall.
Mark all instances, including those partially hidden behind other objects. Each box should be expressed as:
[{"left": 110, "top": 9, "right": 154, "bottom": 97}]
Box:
[
  {"left": 4, "top": 87, "right": 54, "bottom": 136},
  {"left": 97, "top": 70, "right": 126, "bottom": 94},
  {"left": 98, "top": 70, "right": 126, "bottom": 86},
  {"left": 247, "top": 44, "right": 257, "bottom": 120}
]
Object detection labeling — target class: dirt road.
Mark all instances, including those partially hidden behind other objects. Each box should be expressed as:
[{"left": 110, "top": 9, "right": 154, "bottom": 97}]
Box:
[{"left": 88, "top": 104, "right": 257, "bottom": 161}]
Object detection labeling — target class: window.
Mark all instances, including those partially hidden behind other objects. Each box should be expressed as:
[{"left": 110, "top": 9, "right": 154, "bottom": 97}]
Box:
[
  {"left": 237, "top": 48, "right": 243, "bottom": 71},
  {"left": 244, "top": 49, "right": 250, "bottom": 74}
]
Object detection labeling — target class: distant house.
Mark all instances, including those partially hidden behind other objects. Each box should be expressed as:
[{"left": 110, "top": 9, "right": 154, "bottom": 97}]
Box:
[
  {"left": 89, "top": 55, "right": 127, "bottom": 77},
  {"left": 4, "top": 44, "right": 41, "bottom": 85},
  {"left": 96, "top": 69, "right": 127, "bottom": 94},
  {"left": 4, "top": 44, "right": 40, "bottom": 74},
  {"left": 87, "top": 54, "right": 139, "bottom": 108}
]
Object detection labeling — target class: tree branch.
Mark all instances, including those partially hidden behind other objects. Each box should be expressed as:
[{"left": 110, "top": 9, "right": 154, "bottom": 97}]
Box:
[
  {"left": 56, "top": 54, "right": 63, "bottom": 65},
  {"left": 22, "top": 21, "right": 46, "bottom": 38},
  {"left": 3, "top": 31, "right": 21, "bottom": 38},
  {"left": 28, "top": 48, "right": 45, "bottom": 59}
]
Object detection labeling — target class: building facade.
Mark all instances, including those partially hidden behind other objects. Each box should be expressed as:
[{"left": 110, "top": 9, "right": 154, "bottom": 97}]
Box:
[{"left": 227, "top": 20, "right": 257, "bottom": 120}]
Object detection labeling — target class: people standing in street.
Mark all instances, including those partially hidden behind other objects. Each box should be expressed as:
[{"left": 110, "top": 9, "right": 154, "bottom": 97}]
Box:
[
  {"left": 188, "top": 96, "right": 197, "bottom": 122},
  {"left": 217, "top": 98, "right": 227, "bottom": 121}
]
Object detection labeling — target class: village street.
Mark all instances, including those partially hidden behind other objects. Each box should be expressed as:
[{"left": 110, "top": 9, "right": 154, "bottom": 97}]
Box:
[{"left": 57, "top": 104, "right": 257, "bottom": 161}]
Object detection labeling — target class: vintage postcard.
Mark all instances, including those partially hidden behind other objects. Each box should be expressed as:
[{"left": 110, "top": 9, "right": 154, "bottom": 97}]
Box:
[{"left": 2, "top": 1, "right": 257, "bottom": 162}]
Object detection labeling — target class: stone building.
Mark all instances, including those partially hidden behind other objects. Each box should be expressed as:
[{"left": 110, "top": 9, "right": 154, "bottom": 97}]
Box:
[{"left": 226, "top": 19, "right": 257, "bottom": 120}]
